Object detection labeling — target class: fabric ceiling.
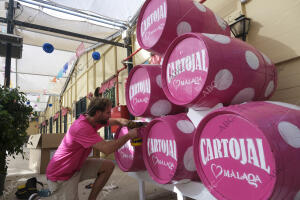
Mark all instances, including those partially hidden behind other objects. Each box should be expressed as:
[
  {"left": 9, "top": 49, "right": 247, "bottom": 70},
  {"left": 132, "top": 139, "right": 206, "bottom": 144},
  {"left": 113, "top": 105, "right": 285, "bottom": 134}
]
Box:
[{"left": 0, "top": 0, "right": 145, "bottom": 111}]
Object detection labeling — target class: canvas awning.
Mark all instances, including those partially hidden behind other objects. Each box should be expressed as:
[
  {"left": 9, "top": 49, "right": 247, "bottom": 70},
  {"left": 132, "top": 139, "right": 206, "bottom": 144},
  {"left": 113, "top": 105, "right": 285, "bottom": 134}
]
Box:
[{"left": 0, "top": 0, "right": 146, "bottom": 111}]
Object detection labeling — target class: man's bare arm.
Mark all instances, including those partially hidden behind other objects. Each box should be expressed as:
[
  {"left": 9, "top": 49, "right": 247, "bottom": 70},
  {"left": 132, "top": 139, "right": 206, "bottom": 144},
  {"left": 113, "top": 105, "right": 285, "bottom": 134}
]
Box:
[
  {"left": 108, "top": 118, "right": 129, "bottom": 126},
  {"left": 93, "top": 128, "right": 137, "bottom": 155}
]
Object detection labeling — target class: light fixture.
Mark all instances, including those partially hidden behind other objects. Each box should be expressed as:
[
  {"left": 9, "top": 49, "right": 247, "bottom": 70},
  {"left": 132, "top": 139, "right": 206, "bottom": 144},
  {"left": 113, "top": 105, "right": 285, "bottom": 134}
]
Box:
[{"left": 229, "top": 15, "right": 251, "bottom": 41}]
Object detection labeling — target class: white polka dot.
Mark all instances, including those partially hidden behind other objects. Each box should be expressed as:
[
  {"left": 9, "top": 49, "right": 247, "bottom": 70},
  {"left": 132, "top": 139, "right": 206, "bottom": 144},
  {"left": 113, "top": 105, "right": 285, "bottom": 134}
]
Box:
[
  {"left": 261, "top": 52, "right": 272, "bottom": 65},
  {"left": 156, "top": 75, "right": 162, "bottom": 88},
  {"left": 183, "top": 146, "right": 197, "bottom": 172},
  {"left": 193, "top": 0, "right": 206, "bottom": 12},
  {"left": 231, "top": 88, "right": 255, "bottom": 104},
  {"left": 278, "top": 121, "right": 300, "bottom": 148},
  {"left": 177, "top": 21, "right": 192, "bottom": 36},
  {"left": 150, "top": 100, "right": 172, "bottom": 116},
  {"left": 245, "top": 51, "right": 259, "bottom": 70},
  {"left": 266, "top": 101, "right": 300, "bottom": 111},
  {"left": 264, "top": 81, "right": 275, "bottom": 97},
  {"left": 202, "top": 33, "right": 231, "bottom": 44},
  {"left": 214, "top": 13, "right": 227, "bottom": 30},
  {"left": 176, "top": 120, "right": 195, "bottom": 134},
  {"left": 294, "top": 190, "right": 300, "bottom": 200},
  {"left": 214, "top": 69, "right": 233, "bottom": 90}
]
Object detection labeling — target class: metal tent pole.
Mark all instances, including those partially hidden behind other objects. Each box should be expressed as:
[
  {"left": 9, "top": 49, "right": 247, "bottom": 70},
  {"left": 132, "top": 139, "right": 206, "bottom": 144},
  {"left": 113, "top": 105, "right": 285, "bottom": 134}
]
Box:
[
  {"left": 124, "top": 35, "right": 135, "bottom": 120},
  {"left": 4, "top": 0, "right": 15, "bottom": 88}
]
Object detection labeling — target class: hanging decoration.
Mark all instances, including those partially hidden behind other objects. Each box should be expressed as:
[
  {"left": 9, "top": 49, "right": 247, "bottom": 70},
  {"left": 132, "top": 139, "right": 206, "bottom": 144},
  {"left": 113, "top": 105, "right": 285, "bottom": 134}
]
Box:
[
  {"left": 56, "top": 69, "right": 64, "bottom": 79},
  {"left": 62, "top": 107, "right": 72, "bottom": 116},
  {"left": 63, "top": 63, "right": 68, "bottom": 73},
  {"left": 68, "top": 55, "right": 77, "bottom": 65},
  {"left": 51, "top": 77, "right": 57, "bottom": 83},
  {"left": 99, "top": 76, "right": 117, "bottom": 94},
  {"left": 42, "top": 43, "right": 54, "bottom": 53},
  {"left": 26, "top": 101, "right": 30, "bottom": 105},
  {"left": 92, "top": 52, "right": 101, "bottom": 61},
  {"left": 54, "top": 112, "right": 60, "bottom": 120},
  {"left": 49, "top": 104, "right": 53, "bottom": 107},
  {"left": 86, "top": 92, "right": 93, "bottom": 100},
  {"left": 149, "top": 53, "right": 162, "bottom": 65},
  {"left": 76, "top": 42, "right": 85, "bottom": 58}
]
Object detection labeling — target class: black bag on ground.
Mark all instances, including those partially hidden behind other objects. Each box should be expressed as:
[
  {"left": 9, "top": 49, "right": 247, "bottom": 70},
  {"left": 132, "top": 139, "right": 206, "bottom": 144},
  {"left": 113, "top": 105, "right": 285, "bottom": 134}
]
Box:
[{"left": 15, "top": 177, "right": 43, "bottom": 199}]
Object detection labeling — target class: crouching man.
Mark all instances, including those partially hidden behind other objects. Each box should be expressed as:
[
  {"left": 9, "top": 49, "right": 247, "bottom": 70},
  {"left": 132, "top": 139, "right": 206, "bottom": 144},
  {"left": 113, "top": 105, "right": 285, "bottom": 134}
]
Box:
[{"left": 46, "top": 97, "right": 138, "bottom": 200}]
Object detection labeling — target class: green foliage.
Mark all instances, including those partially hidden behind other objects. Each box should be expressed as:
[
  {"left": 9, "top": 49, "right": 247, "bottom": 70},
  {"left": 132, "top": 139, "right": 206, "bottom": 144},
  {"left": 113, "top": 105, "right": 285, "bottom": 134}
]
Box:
[{"left": 0, "top": 86, "right": 33, "bottom": 173}]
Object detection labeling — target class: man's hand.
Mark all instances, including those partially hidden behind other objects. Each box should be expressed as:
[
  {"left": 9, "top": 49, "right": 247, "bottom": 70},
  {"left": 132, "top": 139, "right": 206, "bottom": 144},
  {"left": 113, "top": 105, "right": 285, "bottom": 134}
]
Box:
[
  {"left": 127, "top": 121, "right": 148, "bottom": 129},
  {"left": 128, "top": 128, "right": 139, "bottom": 139},
  {"left": 118, "top": 118, "right": 129, "bottom": 126},
  {"left": 93, "top": 128, "right": 139, "bottom": 155}
]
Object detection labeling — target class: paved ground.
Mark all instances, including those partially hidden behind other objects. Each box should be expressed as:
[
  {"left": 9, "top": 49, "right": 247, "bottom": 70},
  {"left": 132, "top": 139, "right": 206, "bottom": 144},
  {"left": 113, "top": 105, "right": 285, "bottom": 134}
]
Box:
[{"left": 0, "top": 148, "right": 181, "bottom": 200}]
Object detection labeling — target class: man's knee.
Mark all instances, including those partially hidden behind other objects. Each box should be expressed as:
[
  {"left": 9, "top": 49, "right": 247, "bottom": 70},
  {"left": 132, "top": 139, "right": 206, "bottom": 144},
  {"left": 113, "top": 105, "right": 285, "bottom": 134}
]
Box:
[{"left": 98, "top": 160, "right": 115, "bottom": 175}]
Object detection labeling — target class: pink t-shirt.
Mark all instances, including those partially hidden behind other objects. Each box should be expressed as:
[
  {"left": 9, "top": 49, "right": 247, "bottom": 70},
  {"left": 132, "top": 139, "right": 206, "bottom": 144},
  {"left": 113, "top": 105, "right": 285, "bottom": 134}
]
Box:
[{"left": 46, "top": 115, "right": 105, "bottom": 181}]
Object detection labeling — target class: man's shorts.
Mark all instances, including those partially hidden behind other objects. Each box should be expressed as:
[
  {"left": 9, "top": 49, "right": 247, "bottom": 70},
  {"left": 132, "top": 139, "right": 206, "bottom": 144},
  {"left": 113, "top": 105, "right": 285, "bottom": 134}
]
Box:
[{"left": 45, "top": 158, "right": 103, "bottom": 200}]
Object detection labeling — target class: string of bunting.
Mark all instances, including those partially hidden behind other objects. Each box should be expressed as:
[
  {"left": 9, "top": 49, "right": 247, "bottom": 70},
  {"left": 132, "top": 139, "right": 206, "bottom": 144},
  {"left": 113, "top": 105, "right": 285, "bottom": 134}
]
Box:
[{"left": 50, "top": 42, "right": 101, "bottom": 83}]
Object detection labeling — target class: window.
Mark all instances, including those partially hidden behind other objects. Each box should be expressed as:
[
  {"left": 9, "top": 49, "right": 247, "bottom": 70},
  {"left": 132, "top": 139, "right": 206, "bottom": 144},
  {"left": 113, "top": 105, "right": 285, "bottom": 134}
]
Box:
[
  {"left": 76, "top": 97, "right": 87, "bottom": 119},
  {"left": 104, "top": 126, "right": 114, "bottom": 140},
  {"left": 55, "top": 118, "right": 58, "bottom": 133},
  {"left": 103, "top": 87, "right": 115, "bottom": 140},
  {"left": 64, "top": 115, "right": 68, "bottom": 133},
  {"left": 103, "top": 87, "right": 116, "bottom": 107},
  {"left": 49, "top": 117, "right": 53, "bottom": 133}
]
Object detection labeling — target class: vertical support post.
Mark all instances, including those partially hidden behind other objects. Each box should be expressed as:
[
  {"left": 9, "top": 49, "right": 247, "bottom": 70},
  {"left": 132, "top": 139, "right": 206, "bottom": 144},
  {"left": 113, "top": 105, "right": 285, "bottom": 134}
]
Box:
[
  {"left": 4, "top": 0, "right": 15, "bottom": 88},
  {"left": 174, "top": 187, "right": 187, "bottom": 200},
  {"left": 86, "top": 52, "right": 89, "bottom": 94},
  {"left": 75, "top": 64, "right": 77, "bottom": 107},
  {"left": 138, "top": 180, "right": 146, "bottom": 200},
  {"left": 102, "top": 55, "right": 105, "bottom": 84},
  {"left": 93, "top": 57, "right": 96, "bottom": 91},
  {"left": 124, "top": 35, "right": 134, "bottom": 120},
  {"left": 114, "top": 46, "right": 120, "bottom": 106},
  {"left": 59, "top": 98, "right": 62, "bottom": 133},
  {"left": 70, "top": 80, "right": 73, "bottom": 118},
  {"left": 125, "top": 36, "right": 133, "bottom": 73},
  {"left": 242, "top": 19, "right": 246, "bottom": 41},
  {"left": 176, "top": 193, "right": 187, "bottom": 200},
  {"left": 15, "top": 59, "right": 18, "bottom": 87}
]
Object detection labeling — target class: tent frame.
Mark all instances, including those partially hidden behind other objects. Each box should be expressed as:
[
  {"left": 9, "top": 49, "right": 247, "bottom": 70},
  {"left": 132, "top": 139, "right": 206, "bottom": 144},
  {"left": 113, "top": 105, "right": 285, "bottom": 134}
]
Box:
[{"left": 1, "top": 0, "right": 134, "bottom": 93}]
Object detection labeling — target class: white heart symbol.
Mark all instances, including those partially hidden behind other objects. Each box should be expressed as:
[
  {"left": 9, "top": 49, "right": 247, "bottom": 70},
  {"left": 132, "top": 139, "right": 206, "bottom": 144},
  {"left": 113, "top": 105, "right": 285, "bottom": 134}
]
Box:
[
  {"left": 211, "top": 164, "right": 223, "bottom": 178},
  {"left": 172, "top": 80, "right": 180, "bottom": 90}
]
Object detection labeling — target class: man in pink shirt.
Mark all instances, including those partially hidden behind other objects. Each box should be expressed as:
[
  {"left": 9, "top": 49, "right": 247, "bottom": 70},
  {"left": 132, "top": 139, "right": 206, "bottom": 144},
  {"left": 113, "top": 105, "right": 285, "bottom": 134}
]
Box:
[{"left": 46, "top": 97, "right": 138, "bottom": 200}]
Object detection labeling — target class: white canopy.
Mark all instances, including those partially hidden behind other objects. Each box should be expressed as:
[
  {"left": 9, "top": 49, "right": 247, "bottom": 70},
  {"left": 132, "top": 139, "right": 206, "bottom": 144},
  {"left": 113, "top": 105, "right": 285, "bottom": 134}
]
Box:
[
  {"left": 49, "top": 0, "right": 146, "bottom": 23},
  {"left": 0, "top": 0, "right": 146, "bottom": 111}
]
